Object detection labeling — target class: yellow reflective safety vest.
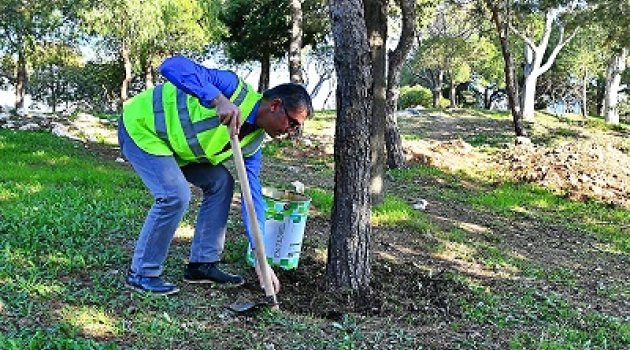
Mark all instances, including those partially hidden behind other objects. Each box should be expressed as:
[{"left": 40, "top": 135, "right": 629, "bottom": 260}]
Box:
[{"left": 122, "top": 79, "right": 265, "bottom": 166}]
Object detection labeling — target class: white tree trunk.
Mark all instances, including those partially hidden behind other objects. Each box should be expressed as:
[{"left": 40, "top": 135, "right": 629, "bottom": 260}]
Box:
[
  {"left": 512, "top": 9, "right": 577, "bottom": 121},
  {"left": 604, "top": 48, "right": 627, "bottom": 125},
  {"left": 522, "top": 74, "right": 538, "bottom": 122}
]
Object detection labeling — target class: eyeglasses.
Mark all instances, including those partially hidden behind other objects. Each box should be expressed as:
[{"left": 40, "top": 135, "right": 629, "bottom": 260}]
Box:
[{"left": 282, "top": 105, "right": 302, "bottom": 132}]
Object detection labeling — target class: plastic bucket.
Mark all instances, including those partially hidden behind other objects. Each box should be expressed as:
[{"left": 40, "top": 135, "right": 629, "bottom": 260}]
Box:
[{"left": 246, "top": 187, "right": 311, "bottom": 270}]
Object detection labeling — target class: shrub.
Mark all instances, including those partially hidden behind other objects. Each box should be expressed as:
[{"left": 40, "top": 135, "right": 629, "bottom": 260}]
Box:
[{"left": 399, "top": 85, "right": 449, "bottom": 109}]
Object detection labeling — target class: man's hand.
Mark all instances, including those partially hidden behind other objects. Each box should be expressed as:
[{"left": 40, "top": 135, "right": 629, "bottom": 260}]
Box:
[
  {"left": 212, "top": 94, "right": 241, "bottom": 137},
  {"left": 255, "top": 263, "right": 281, "bottom": 295}
]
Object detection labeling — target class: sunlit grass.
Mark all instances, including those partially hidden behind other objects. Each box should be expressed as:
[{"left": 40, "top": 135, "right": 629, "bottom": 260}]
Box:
[
  {"left": 372, "top": 196, "right": 432, "bottom": 232},
  {"left": 60, "top": 305, "right": 120, "bottom": 337}
]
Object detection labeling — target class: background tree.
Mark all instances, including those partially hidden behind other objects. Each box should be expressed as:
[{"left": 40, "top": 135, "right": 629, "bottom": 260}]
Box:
[
  {"left": 136, "top": 0, "right": 217, "bottom": 89},
  {"left": 510, "top": 6, "right": 577, "bottom": 122},
  {"left": 289, "top": 0, "right": 304, "bottom": 83},
  {"left": 221, "top": 0, "right": 328, "bottom": 92},
  {"left": 83, "top": 0, "right": 219, "bottom": 104},
  {"left": 302, "top": 43, "right": 335, "bottom": 100},
  {"left": 384, "top": 0, "right": 424, "bottom": 170},
  {"left": 553, "top": 25, "right": 606, "bottom": 117},
  {"left": 327, "top": 0, "right": 373, "bottom": 291},
  {"left": 0, "top": 0, "right": 78, "bottom": 110},
  {"left": 587, "top": 0, "right": 630, "bottom": 124},
  {"left": 483, "top": 0, "right": 526, "bottom": 136},
  {"left": 365, "top": 0, "right": 388, "bottom": 205},
  {"left": 28, "top": 43, "right": 82, "bottom": 113},
  {"left": 82, "top": 0, "right": 162, "bottom": 103},
  {"left": 473, "top": 37, "right": 505, "bottom": 109},
  {"left": 408, "top": 1, "right": 480, "bottom": 108}
]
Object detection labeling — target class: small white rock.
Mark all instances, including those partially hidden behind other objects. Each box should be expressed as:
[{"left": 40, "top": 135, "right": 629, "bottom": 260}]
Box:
[
  {"left": 115, "top": 157, "right": 126, "bottom": 163},
  {"left": 515, "top": 136, "right": 532, "bottom": 145},
  {"left": 291, "top": 180, "right": 305, "bottom": 194},
  {"left": 19, "top": 123, "right": 40, "bottom": 131},
  {"left": 413, "top": 199, "right": 428, "bottom": 210}
]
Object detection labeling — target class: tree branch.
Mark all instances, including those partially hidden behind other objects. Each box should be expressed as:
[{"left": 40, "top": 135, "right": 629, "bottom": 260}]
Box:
[
  {"left": 539, "top": 27, "right": 578, "bottom": 74},
  {"left": 508, "top": 22, "right": 536, "bottom": 51}
]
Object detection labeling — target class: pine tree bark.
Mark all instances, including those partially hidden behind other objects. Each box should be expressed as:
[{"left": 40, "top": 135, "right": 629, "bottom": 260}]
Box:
[
  {"left": 327, "top": 0, "right": 373, "bottom": 291},
  {"left": 486, "top": 0, "right": 526, "bottom": 137},
  {"left": 259, "top": 54, "right": 271, "bottom": 92},
  {"left": 289, "top": 0, "right": 304, "bottom": 84},
  {"left": 385, "top": 0, "right": 416, "bottom": 169},
  {"left": 365, "top": 0, "right": 387, "bottom": 206}
]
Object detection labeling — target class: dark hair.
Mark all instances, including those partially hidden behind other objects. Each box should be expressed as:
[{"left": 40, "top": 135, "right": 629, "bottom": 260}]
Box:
[{"left": 263, "top": 83, "right": 313, "bottom": 118}]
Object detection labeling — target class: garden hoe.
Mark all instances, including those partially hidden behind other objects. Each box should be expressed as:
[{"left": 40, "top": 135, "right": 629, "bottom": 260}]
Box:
[{"left": 226, "top": 125, "right": 279, "bottom": 314}]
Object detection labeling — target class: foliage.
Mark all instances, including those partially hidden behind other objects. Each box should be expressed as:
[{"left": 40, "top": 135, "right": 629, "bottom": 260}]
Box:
[
  {"left": 220, "top": 0, "right": 288, "bottom": 63},
  {"left": 398, "top": 85, "right": 448, "bottom": 108},
  {"left": 28, "top": 43, "right": 82, "bottom": 111},
  {"left": 0, "top": 0, "right": 82, "bottom": 103},
  {"left": 81, "top": 0, "right": 220, "bottom": 92},
  {"left": 220, "top": 0, "right": 328, "bottom": 64},
  {"left": 586, "top": 0, "right": 630, "bottom": 48}
]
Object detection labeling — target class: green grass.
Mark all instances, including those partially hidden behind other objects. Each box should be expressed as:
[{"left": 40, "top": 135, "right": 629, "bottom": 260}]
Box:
[
  {"left": 2, "top": 105, "right": 629, "bottom": 350},
  {"left": 2, "top": 131, "right": 422, "bottom": 349},
  {"left": 461, "top": 285, "right": 630, "bottom": 349},
  {"left": 372, "top": 196, "right": 433, "bottom": 232},
  {"left": 468, "top": 183, "right": 630, "bottom": 254}
]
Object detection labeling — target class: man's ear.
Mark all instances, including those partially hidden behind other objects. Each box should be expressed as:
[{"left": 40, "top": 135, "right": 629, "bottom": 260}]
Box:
[{"left": 269, "top": 98, "right": 282, "bottom": 112}]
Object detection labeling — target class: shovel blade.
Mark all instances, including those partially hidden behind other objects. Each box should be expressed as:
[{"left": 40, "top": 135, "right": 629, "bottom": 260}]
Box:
[{"left": 226, "top": 301, "right": 259, "bottom": 313}]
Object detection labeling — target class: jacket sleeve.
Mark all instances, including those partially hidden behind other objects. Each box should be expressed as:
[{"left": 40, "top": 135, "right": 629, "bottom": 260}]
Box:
[
  {"left": 159, "top": 55, "right": 238, "bottom": 109},
  {"left": 241, "top": 148, "right": 265, "bottom": 250}
]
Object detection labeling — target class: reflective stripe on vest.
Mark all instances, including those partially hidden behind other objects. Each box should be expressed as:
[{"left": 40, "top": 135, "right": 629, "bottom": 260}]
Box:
[
  {"left": 152, "top": 79, "right": 251, "bottom": 161},
  {"left": 123, "top": 78, "right": 263, "bottom": 164}
]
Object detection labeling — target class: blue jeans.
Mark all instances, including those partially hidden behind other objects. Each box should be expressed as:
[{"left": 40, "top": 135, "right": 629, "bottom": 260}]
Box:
[{"left": 118, "top": 122, "right": 234, "bottom": 277}]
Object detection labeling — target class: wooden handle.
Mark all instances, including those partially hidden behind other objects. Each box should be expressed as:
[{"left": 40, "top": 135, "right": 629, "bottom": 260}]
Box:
[{"left": 229, "top": 134, "right": 278, "bottom": 307}]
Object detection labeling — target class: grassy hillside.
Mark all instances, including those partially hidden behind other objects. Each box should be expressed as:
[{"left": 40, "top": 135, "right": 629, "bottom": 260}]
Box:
[{"left": 0, "top": 109, "right": 628, "bottom": 349}]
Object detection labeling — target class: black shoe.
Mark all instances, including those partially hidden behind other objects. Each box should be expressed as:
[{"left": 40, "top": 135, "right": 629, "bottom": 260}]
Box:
[
  {"left": 184, "top": 262, "right": 245, "bottom": 287},
  {"left": 125, "top": 271, "right": 180, "bottom": 295}
]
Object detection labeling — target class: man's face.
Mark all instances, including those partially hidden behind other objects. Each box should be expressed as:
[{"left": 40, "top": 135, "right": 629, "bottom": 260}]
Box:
[{"left": 265, "top": 99, "right": 308, "bottom": 138}]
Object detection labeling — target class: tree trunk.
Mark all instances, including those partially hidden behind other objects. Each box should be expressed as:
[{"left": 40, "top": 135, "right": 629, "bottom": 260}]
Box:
[
  {"left": 289, "top": 0, "right": 304, "bottom": 84},
  {"left": 486, "top": 1, "right": 526, "bottom": 137},
  {"left": 327, "top": 0, "right": 373, "bottom": 291},
  {"left": 449, "top": 78, "right": 457, "bottom": 107},
  {"left": 484, "top": 87, "right": 492, "bottom": 109},
  {"left": 521, "top": 73, "right": 537, "bottom": 121},
  {"left": 385, "top": 0, "right": 415, "bottom": 170},
  {"left": 597, "top": 76, "right": 606, "bottom": 116},
  {"left": 143, "top": 55, "right": 154, "bottom": 89},
  {"left": 259, "top": 54, "right": 271, "bottom": 92},
  {"left": 120, "top": 40, "right": 132, "bottom": 104},
  {"left": 581, "top": 70, "right": 589, "bottom": 117},
  {"left": 365, "top": 0, "right": 387, "bottom": 206},
  {"left": 431, "top": 70, "right": 444, "bottom": 108},
  {"left": 604, "top": 48, "right": 627, "bottom": 125},
  {"left": 513, "top": 9, "right": 577, "bottom": 122},
  {"left": 15, "top": 49, "right": 27, "bottom": 111}
]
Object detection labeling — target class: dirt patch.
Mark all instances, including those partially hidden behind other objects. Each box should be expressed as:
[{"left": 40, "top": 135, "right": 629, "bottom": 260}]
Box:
[{"left": 505, "top": 140, "right": 630, "bottom": 206}]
